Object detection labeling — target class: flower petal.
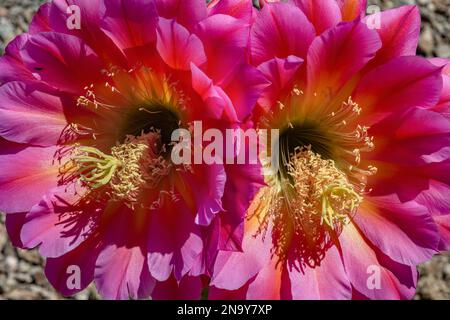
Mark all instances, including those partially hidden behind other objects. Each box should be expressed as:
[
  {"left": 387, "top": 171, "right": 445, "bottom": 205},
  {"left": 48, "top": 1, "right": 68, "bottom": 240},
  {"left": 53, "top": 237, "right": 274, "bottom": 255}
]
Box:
[
  {"left": 208, "top": 0, "right": 253, "bottom": 21},
  {"left": 0, "top": 34, "right": 35, "bottom": 83},
  {"left": 292, "top": 0, "right": 342, "bottom": 34},
  {"left": 29, "top": 2, "right": 51, "bottom": 34},
  {"left": 21, "top": 32, "right": 104, "bottom": 94},
  {"left": 340, "top": 223, "right": 418, "bottom": 300},
  {"left": 364, "top": 5, "right": 420, "bottom": 67},
  {"left": 147, "top": 199, "right": 203, "bottom": 282},
  {"left": 20, "top": 185, "right": 96, "bottom": 258},
  {"left": 0, "top": 144, "right": 60, "bottom": 213},
  {"left": 155, "top": 0, "right": 207, "bottom": 31},
  {"left": 287, "top": 246, "right": 352, "bottom": 299},
  {"left": 195, "top": 14, "right": 250, "bottom": 85},
  {"left": 45, "top": 238, "right": 99, "bottom": 297},
  {"left": 210, "top": 207, "right": 272, "bottom": 290},
  {"left": 354, "top": 194, "right": 440, "bottom": 266},
  {"left": 257, "top": 56, "right": 304, "bottom": 110},
  {"left": 354, "top": 56, "right": 443, "bottom": 125},
  {"left": 306, "top": 20, "right": 381, "bottom": 100},
  {"left": 250, "top": 2, "right": 316, "bottom": 65},
  {"left": 0, "top": 81, "right": 67, "bottom": 147},
  {"left": 190, "top": 63, "right": 235, "bottom": 121},
  {"left": 5, "top": 212, "right": 27, "bottom": 248},
  {"left": 94, "top": 206, "right": 155, "bottom": 300},
  {"left": 100, "top": 0, "right": 158, "bottom": 51},
  {"left": 156, "top": 18, "right": 207, "bottom": 71},
  {"left": 415, "top": 180, "right": 450, "bottom": 251}
]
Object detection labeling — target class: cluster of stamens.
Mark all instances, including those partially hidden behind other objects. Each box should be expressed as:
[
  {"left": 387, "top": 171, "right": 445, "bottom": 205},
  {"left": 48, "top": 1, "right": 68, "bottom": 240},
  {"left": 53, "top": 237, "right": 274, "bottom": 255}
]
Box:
[
  {"left": 64, "top": 65, "right": 187, "bottom": 209},
  {"left": 255, "top": 89, "right": 378, "bottom": 266},
  {"left": 72, "top": 132, "right": 172, "bottom": 209}
]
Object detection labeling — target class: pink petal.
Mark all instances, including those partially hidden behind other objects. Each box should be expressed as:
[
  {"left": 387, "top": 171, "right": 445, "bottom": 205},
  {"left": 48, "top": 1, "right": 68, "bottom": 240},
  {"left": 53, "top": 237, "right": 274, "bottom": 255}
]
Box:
[
  {"left": 195, "top": 14, "right": 250, "bottom": 85},
  {"left": 95, "top": 207, "right": 155, "bottom": 300},
  {"left": 100, "top": 0, "right": 158, "bottom": 51},
  {"left": 21, "top": 32, "right": 104, "bottom": 94},
  {"left": 242, "top": 254, "right": 286, "bottom": 300},
  {"left": 222, "top": 63, "right": 269, "bottom": 121},
  {"left": 210, "top": 216, "right": 272, "bottom": 290},
  {"left": 191, "top": 164, "right": 226, "bottom": 227},
  {"left": 0, "top": 34, "right": 35, "bottom": 83},
  {"left": 0, "top": 144, "right": 60, "bottom": 213},
  {"left": 20, "top": 185, "right": 96, "bottom": 258},
  {"left": 416, "top": 180, "right": 450, "bottom": 251},
  {"left": 257, "top": 56, "right": 304, "bottom": 110},
  {"left": 220, "top": 161, "right": 264, "bottom": 251},
  {"left": 365, "top": 6, "right": 420, "bottom": 68},
  {"left": 155, "top": 0, "right": 207, "bottom": 31},
  {"left": 96, "top": 245, "right": 155, "bottom": 300},
  {"left": 45, "top": 238, "right": 99, "bottom": 296},
  {"left": 306, "top": 20, "right": 381, "bottom": 100},
  {"left": 0, "top": 81, "right": 67, "bottom": 146},
  {"left": 147, "top": 199, "right": 203, "bottom": 282},
  {"left": 5, "top": 212, "right": 27, "bottom": 248},
  {"left": 292, "top": 0, "right": 342, "bottom": 34},
  {"left": 209, "top": 285, "right": 249, "bottom": 300},
  {"left": 250, "top": 2, "right": 316, "bottom": 65},
  {"left": 29, "top": 2, "right": 51, "bottom": 34},
  {"left": 287, "top": 246, "right": 352, "bottom": 300},
  {"left": 354, "top": 56, "right": 443, "bottom": 125},
  {"left": 48, "top": 0, "right": 127, "bottom": 66},
  {"left": 156, "top": 18, "right": 206, "bottom": 71},
  {"left": 208, "top": 0, "right": 253, "bottom": 21},
  {"left": 369, "top": 108, "right": 450, "bottom": 168},
  {"left": 340, "top": 223, "right": 418, "bottom": 300},
  {"left": 190, "top": 63, "right": 236, "bottom": 121},
  {"left": 354, "top": 194, "right": 439, "bottom": 266}
]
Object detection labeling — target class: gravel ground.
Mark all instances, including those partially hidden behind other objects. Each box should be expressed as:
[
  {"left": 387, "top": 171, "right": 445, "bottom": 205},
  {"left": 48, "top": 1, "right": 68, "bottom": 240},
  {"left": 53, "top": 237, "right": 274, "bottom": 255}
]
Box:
[{"left": 0, "top": 0, "right": 449, "bottom": 300}]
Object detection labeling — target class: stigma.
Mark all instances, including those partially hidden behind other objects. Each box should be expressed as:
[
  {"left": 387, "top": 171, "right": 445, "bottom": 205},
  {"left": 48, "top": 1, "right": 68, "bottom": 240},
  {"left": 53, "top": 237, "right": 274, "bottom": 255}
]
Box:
[{"left": 72, "top": 131, "right": 171, "bottom": 208}]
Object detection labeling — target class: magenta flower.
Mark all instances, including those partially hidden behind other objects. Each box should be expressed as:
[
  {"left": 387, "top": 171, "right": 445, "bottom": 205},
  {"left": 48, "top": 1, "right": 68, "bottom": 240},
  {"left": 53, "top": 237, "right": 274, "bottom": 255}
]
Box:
[
  {"left": 0, "top": 0, "right": 266, "bottom": 299},
  {"left": 208, "top": 0, "right": 450, "bottom": 299}
]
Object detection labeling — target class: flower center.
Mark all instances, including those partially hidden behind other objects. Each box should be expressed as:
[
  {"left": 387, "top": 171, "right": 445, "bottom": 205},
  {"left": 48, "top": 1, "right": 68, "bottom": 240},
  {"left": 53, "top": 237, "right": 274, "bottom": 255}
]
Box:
[
  {"left": 287, "top": 147, "right": 362, "bottom": 229},
  {"left": 65, "top": 66, "right": 187, "bottom": 209},
  {"left": 254, "top": 94, "right": 377, "bottom": 266},
  {"left": 73, "top": 132, "right": 171, "bottom": 208}
]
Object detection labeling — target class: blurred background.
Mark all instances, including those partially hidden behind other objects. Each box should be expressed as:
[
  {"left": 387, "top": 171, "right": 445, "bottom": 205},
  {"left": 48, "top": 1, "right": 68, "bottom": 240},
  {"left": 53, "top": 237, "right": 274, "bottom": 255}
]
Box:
[{"left": 0, "top": 0, "right": 449, "bottom": 300}]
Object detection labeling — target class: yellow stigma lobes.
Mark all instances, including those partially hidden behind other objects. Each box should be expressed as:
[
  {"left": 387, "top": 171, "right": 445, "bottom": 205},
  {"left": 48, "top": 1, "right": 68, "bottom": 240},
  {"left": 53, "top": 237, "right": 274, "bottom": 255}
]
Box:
[
  {"left": 73, "top": 147, "right": 122, "bottom": 190},
  {"left": 72, "top": 132, "right": 171, "bottom": 208}
]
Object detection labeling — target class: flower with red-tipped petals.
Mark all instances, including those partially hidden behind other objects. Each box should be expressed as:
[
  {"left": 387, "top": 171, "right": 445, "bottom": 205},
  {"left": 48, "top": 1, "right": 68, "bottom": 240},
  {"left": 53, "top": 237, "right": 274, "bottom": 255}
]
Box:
[
  {"left": 0, "top": 0, "right": 267, "bottom": 299},
  {"left": 208, "top": 0, "right": 450, "bottom": 300}
]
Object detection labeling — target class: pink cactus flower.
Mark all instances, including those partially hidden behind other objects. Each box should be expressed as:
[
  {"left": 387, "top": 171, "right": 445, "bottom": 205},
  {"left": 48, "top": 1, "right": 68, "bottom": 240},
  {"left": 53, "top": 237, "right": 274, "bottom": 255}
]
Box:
[
  {"left": 0, "top": 0, "right": 266, "bottom": 299},
  {"left": 208, "top": 0, "right": 450, "bottom": 300}
]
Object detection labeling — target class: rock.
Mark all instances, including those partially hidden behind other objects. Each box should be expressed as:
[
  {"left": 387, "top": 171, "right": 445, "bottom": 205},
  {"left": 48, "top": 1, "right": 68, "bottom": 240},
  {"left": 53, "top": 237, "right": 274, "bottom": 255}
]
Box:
[
  {"left": 0, "top": 17, "right": 15, "bottom": 42},
  {"left": 436, "top": 43, "right": 450, "bottom": 58},
  {"left": 5, "top": 256, "right": 18, "bottom": 273},
  {"left": 419, "top": 23, "right": 435, "bottom": 56}
]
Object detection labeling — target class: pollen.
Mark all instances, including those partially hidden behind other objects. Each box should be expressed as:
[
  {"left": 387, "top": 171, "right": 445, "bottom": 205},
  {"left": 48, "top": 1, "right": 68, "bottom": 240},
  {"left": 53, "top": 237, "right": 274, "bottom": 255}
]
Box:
[
  {"left": 286, "top": 147, "right": 362, "bottom": 229},
  {"left": 72, "top": 132, "right": 172, "bottom": 208},
  {"left": 109, "top": 132, "right": 172, "bottom": 206}
]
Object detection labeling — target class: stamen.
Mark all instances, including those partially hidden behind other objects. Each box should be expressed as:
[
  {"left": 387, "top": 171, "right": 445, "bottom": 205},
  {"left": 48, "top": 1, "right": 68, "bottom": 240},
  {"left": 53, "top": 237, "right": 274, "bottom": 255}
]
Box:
[
  {"left": 109, "top": 131, "right": 172, "bottom": 206},
  {"left": 287, "top": 147, "right": 362, "bottom": 229},
  {"left": 71, "top": 132, "right": 172, "bottom": 208}
]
